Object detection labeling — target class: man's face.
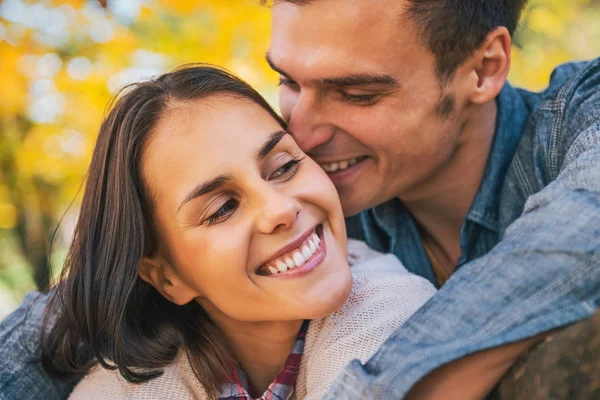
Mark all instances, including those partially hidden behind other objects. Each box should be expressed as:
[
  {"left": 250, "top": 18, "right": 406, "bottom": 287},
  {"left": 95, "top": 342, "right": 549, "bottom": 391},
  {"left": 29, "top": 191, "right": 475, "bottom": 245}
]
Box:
[{"left": 268, "top": 0, "right": 473, "bottom": 216}]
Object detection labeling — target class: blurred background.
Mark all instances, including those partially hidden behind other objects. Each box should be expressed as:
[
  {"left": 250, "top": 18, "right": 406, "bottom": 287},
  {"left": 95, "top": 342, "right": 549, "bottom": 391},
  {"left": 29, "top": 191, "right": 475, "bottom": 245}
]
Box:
[{"left": 1, "top": 0, "right": 599, "bottom": 318}]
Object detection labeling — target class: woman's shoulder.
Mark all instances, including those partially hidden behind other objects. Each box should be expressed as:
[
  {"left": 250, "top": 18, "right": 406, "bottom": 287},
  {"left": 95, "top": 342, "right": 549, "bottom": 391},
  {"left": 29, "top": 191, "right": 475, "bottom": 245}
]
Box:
[
  {"left": 68, "top": 354, "right": 208, "bottom": 400},
  {"left": 320, "top": 239, "right": 437, "bottom": 331},
  {"left": 296, "top": 240, "right": 437, "bottom": 399}
]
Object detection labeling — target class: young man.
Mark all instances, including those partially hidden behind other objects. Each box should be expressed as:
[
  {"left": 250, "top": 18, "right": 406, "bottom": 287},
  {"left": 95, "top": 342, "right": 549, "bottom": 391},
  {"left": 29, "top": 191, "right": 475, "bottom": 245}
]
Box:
[
  {"left": 1, "top": 0, "right": 599, "bottom": 398},
  {"left": 265, "top": 0, "right": 599, "bottom": 398}
]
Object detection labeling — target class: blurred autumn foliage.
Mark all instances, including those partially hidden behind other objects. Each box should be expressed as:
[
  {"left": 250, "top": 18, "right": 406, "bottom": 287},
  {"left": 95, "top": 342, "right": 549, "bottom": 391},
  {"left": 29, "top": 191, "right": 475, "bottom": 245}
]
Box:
[
  {"left": 0, "top": 0, "right": 599, "bottom": 316},
  {"left": 0, "top": 0, "right": 276, "bottom": 315}
]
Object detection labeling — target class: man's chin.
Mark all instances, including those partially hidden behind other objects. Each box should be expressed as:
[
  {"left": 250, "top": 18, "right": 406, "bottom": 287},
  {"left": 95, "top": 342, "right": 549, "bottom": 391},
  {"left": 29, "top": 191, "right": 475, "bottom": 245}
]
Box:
[
  {"left": 340, "top": 197, "right": 372, "bottom": 218},
  {"left": 339, "top": 186, "right": 393, "bottom": 217}
]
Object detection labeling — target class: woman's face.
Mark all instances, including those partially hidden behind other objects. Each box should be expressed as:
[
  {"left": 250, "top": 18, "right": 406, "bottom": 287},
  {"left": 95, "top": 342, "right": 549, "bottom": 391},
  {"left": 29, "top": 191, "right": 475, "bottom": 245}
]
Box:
[{"left": 141, "top": 96, "right": 351, "bottom": 322}]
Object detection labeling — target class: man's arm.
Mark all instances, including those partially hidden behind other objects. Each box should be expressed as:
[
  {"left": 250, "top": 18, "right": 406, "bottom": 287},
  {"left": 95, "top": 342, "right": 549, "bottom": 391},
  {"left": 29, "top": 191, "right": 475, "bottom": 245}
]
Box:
[
  {"left": 323, "top": 119, "right": 600, "bottom": 398},
  {"left": 0, "top": 292, "right": 77, "bottom": 400}
]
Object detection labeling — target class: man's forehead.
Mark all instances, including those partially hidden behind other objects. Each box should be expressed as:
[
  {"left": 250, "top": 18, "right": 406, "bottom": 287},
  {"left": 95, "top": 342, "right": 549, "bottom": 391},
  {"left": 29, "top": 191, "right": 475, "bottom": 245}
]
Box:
[
  {"left": 269, "top": 0, "right": 408, "bottom": 80},
  {"left": 271, "top": 0, "right": 403, "bottom": 39}
]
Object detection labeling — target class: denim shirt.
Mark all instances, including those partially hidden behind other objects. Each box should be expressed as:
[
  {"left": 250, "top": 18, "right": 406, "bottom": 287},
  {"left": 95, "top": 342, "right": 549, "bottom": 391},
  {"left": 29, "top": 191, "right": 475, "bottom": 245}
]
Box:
[
  {"left": 1, "top": 61, "right": 600, "bottom": 400},
  {"left": 324, "top": 59, "right": 600, "bottom": 398}
]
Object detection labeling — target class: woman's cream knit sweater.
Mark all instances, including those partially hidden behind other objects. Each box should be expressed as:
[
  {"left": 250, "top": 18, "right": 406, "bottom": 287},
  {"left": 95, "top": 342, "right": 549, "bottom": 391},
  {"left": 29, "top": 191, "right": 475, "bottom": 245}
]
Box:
[{"left": 69, "top": 240, "right": 436, "bottom": 399}]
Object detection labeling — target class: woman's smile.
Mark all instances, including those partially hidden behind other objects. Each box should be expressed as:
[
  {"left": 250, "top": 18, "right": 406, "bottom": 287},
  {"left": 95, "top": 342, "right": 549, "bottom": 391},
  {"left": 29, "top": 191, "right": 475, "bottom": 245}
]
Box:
[{"left": 257, "top": 224, "right": 326, "bottom": 277}]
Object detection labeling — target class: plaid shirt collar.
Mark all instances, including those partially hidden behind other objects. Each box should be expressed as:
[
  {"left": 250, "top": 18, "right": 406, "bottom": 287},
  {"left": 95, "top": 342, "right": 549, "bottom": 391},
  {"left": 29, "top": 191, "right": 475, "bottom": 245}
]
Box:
[{"left": 218, "top": 320, "right": 309, "bottom": 400}]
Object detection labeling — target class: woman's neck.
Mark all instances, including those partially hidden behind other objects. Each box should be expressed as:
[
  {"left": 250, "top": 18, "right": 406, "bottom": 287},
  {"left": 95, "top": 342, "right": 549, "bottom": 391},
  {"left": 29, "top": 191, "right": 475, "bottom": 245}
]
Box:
[
  {"left": 200, "top": 301, "right": 303, "bottom": 394},
  {"left": 224, "top": 320, "right": 303, "bottom": 394}
]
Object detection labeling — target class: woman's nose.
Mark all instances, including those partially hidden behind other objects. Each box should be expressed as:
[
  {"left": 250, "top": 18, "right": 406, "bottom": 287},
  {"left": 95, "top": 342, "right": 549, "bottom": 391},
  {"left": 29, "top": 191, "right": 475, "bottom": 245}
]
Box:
[{"left": 255, "top": 187, "right": 302, "bottom": 234}]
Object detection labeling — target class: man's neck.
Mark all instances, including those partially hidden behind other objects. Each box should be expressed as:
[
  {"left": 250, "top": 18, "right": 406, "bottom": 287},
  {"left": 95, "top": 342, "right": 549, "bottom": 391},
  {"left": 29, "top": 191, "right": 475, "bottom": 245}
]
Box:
[
  {"left": 402, "top": 100, "right": 497, "bottom": 272},
  {"left": 200, "top": 301, "right": 303, "bottom": 394}
]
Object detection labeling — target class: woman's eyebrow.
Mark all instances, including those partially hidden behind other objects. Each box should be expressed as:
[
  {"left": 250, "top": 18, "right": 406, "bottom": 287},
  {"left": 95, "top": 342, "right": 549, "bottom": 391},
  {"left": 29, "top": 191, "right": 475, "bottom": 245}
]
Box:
[
  {"left": 177, "top": 175, "right": 232, "bottom": 214},
  {"left": 256, "top": 129, "right": 289, "bottom": 161}
]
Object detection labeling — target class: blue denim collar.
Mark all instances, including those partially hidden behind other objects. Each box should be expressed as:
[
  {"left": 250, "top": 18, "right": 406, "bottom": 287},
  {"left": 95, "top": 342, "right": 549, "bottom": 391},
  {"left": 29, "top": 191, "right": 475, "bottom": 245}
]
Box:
[
  {"left": 465, "top": 83, "right": 528, "bottom": 232},
  {"left": 370, "top": 198, "right": 403, "bottom": 239}
]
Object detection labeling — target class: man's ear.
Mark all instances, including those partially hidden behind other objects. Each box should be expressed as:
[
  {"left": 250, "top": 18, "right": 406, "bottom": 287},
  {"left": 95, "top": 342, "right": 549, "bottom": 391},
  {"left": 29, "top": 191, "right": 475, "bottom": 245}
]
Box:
[
  {"left": 468, "top": 26, "right": 512, "bottom": 105},
  {"left": 139, "top": 256, "right": 199, "bottom": 306}
]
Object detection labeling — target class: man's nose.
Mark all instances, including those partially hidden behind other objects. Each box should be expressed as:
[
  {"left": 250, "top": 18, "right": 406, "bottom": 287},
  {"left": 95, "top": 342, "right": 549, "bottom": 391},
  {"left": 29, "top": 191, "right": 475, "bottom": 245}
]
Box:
[
  {"left": 255, "top": 185, "right": 302, "bottom": 234},
  {"left": 285, "top": 91, "right": 335, "bottom": 153}
]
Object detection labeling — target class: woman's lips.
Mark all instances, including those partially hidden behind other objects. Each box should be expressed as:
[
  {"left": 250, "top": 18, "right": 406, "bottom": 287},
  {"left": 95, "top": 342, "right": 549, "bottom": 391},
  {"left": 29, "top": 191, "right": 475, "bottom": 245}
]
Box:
[{"left": 257, "top": 224, "right": 326, "bottom": 278}]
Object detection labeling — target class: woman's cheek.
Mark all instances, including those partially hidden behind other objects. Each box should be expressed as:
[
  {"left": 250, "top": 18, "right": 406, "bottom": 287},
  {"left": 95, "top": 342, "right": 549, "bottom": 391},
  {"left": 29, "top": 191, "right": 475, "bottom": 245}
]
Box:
[{"left": 309, "top": 165, "right": 342, "bottom": 209}]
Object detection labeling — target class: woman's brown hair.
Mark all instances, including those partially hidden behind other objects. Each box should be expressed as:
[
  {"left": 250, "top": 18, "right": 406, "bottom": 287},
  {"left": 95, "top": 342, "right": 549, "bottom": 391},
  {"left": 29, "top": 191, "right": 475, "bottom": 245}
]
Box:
[{"left": 40, "top": 65, "right": 286, "bottom": 396}]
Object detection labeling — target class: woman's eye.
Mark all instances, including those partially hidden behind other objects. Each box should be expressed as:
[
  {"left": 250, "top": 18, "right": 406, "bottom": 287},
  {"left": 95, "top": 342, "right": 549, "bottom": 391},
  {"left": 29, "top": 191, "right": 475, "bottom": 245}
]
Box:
[
  {"left": 340, "top": 91, "right": 378, "bottom": 105},
  {"left": 204, "top": 198, "right": 239, "bottom": 226},
  {"left": 269, "top": 158, "right": 303, "bottom": 181}
]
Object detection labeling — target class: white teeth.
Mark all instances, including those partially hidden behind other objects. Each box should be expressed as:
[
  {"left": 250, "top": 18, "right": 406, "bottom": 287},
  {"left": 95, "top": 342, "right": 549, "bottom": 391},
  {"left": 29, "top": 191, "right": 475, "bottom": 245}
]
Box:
[
  {"left": 292, "top": 251, "right": 306, "bottom": 267},
  {"left": 284, "top": 257, "right": 295, "bottom": 269},
  {"left": 301, "top": 245, "right": 312, "bottom": 259},
  {"left": 275, "top": 260, "right": 288, "bottom": 273},
  {"left": 313, "top": 233, "right": 321, "bottom": 244},
  {"left": 320, "top": 162, "right": 339, "bottom": 173},
  {"left": 263, "top": 232, "right": 323, "bottom": 275},
  {"left": 320, "top": 157, "right": 361, "bottom": 173}
]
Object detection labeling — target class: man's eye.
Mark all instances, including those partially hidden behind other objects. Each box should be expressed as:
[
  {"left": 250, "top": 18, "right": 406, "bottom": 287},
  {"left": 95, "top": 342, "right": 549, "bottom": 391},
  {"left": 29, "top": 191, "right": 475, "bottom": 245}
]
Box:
[
  {"left": 269, "top": 158, "right": 303, "bottom": 181},
  {"left": 203, "top": 198, "right": 239, "bottom": 226},
  {"left": 340, "top": 91, "right": 378, "bottom": 105},
  {"left": 278, "top": 77, "right": 299, "bottom": 90}
]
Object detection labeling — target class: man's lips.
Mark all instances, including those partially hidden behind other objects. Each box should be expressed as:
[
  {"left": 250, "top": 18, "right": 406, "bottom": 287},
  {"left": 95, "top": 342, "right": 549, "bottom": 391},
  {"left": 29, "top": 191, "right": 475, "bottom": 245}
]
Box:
[{"left": 316, "top": 156, "right": 368, "bottom": 173}]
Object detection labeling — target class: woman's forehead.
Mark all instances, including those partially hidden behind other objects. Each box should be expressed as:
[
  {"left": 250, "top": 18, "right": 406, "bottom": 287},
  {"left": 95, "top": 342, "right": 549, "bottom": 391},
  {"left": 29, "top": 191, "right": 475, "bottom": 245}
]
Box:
[
  {"left": 141, "top": 98, "right": 283, "bottom": 205},
  {"left": 154, "top": 97, "right": 280, "bottom": 148}
]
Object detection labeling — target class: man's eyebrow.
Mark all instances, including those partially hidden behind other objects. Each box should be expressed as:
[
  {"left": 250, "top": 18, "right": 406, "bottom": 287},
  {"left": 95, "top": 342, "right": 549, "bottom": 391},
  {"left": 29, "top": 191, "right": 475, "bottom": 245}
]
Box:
[
  {"left": 265, "top": 53, "right": 398, "bottom": 88},
  {"left": 323, "top": 74, "right": 399, "bottom": 87},
  {"left": 257, "top": 129, "right": 289, "bottom": 160},
  {"left": 177, "top": 175, "right": 232, "bottom": 213}
]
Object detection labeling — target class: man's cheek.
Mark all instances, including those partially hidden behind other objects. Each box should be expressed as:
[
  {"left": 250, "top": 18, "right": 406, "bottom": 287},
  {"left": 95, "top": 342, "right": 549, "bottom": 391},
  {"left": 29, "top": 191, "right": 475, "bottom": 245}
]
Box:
[{"left": 279, "top": 90, "right": 297, "bottom": 123}]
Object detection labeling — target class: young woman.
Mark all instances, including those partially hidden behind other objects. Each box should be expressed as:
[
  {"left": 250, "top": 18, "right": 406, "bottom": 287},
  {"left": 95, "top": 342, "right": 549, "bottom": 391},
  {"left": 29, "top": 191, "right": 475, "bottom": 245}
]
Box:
[{"left": 41, "top": 65, "right": 436, "bottom": 399}]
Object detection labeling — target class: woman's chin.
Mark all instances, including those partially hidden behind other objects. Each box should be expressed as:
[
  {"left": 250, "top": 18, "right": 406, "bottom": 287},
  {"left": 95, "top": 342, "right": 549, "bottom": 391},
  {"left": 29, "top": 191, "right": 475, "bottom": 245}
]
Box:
[{"left": 304, "top": 275, "right": 353, "bottom": 320}]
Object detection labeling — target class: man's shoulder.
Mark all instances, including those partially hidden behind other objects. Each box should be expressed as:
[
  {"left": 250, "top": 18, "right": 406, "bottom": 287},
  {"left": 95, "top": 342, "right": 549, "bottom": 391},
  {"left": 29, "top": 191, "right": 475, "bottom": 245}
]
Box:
[
  {"left": 512, "top": 58, "right": 600, "bottom": 183},
  {"left": 498, "top": 58, "right": 600, "bottom": 229},
  {"left": 547, "top": 58, "right": 600, "bottom": 128},
  {"left": 528, "top": 58, "right": 600, "bottom": 137},
  {"left": 548, "top": 59, "right": 598, "bottom": 91}
]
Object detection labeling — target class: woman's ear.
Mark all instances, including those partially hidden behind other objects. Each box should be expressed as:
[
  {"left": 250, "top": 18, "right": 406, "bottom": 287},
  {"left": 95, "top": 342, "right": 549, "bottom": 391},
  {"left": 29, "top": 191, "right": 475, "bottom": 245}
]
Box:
[{"left": 139, "top": 256, "right": 199, "bottom": 306}]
